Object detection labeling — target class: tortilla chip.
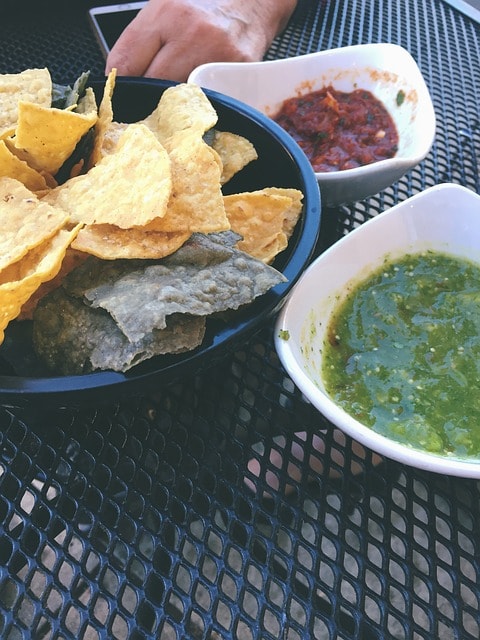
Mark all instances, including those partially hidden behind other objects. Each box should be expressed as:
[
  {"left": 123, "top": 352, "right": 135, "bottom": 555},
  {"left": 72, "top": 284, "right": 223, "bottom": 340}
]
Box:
[
  {"left": 0, "top": 68, "right": 52, "bottom": 138},
  {"left": 143, "top": 82, "right": 218, "bottom": 144},
  {"left": 71, "top": 223, "right": 190, "bottom": 260},
  {"left": 14, "top": 100, "right": 98, "bottom": 175},
  {"left": 0, "top": 225, "right": 81, "bottom": 344},
  {"left": 0, "top": 140, "right": 49, "bottom": 192},
  {"left": 42, "top": 123, "right": 172, "bottom": 228},
  {"left": 63, "top": 231, "right": 286, "bottom": 343},
  {"left": 33, "top": 288, "right": 207, "bottom": 374},
  {"left": 212, "top": 131, "right": 258, "bottom": 184},
  {"left": 0, "top": 177, "right": 70, "bottom": 272},
  {"left": 262, "top": 187, "right": 304, "bottom": 239},
  {"left": 39, "top": 169, "right": 58, "bottom": 190},
  {"left": 149, "top": 129, "right": 229, "bottom": 234},
  {"left": 89, "top": 68, "right": 117, "bottom": 167},
  {"left": 0, "top": 127, "right": 15, "bottom": 141},
  {"left": 76, "top": 87, "right": 98, "bottom": 116},
  {"left": 2, "top": 136, "right": 56, "bottom": 187},
  {"left": 223, "top": 188, "right": 303, "bottom": 263},
  {"left": 18, "top": 248, "right": 88, "bottom": 320},
  {"left": 96, "top": 121, "right": 129, "bottom": 159}
]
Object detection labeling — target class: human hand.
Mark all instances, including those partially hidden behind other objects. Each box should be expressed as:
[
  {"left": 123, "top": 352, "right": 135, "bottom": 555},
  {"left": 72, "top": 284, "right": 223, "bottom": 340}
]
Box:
[{"left": 105, "top": 0, "right": 297, "bottom": 82}]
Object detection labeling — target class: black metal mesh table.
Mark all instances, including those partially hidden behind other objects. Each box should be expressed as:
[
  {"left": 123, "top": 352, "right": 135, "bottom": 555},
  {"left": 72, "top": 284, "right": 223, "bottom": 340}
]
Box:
[{"left": 1, "top": 1, "right": 480, "bottom": 638}]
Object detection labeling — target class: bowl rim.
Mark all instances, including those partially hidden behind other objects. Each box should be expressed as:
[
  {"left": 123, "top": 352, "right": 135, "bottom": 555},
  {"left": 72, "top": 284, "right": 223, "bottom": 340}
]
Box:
[
  {"left": 189, "top": 42, "right": 418, "bottom": 78},
  {"left": 0, "top": 76, "right": 322, "bottom": 408},
  {"left": 275, "top": 183, "right": 480, "bottom": 478}
]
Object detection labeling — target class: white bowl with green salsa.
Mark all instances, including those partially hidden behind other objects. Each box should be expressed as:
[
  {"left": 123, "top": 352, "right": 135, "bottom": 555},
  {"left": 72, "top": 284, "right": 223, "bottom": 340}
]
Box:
[{"left": 275, "top": 183, "right": 480, "bottom": 477}]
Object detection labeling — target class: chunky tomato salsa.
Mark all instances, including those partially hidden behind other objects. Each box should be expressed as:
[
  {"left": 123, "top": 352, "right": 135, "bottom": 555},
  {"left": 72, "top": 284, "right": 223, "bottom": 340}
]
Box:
[{"left": 273, "top": 86, "right": 399, "bottom": 172}]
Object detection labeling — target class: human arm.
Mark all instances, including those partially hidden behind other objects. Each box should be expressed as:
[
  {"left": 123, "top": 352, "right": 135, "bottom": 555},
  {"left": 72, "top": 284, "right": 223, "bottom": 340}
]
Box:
[{"left": 105, "top": 0, "right": 298, "bottom": 81}]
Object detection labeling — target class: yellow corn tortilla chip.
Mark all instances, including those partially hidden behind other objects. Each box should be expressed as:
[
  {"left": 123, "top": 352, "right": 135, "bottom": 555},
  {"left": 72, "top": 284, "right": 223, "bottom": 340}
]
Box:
[
  {"left": 2, "top": 136, "right": 57, "bottom": 188},
  {"left": 77, "top": 86, "right": 98, "bottom": 115},
  {"left": 38, "top": 169, "right": 58, "bottom": 190},
  {"left": 212, "top": 131, "right": 258, "bottom": 184},
  {"left": 149, "top": 129, "right": 229, "bottom": 234},
  {"left": 223, "top": 188, "right": 303, "bottom": 263},
  {"left": 14, "top": 99, "right": 98, "bottom": 175},
  {"left": 0, "top": 140, "right": 49, "bottom": 192},
  {"left": 89, "top": 68, "right": 117, "bottom": 167},
  {"left": 0, "top": 225, "right": 81, "bottom": 344},
  {"left": 71, "top": 223, "right": 190, "bottom": 260},
  {"left": 262, "top": 187, "right": 304, "bottom": 239},
  {"left": 143, "top": 82, "right": 218, "bottom": 144},
  {"left": 1, "top": 127, "right": 15, "bottom": 141},
  {"left": 98, "top": 121, "right": 129, "bottom": 158},
  {"left": 43, "top": 123, "right": 172, "bottom": 228},
  {"left": 257, "top": 236, "right": 286, "bottom": 266},
  {"left": 0, "top": 68, "right": 52, "bottom": 138},
  {"left": 0, "top": 177, "right": 70, "bottom": 271}
]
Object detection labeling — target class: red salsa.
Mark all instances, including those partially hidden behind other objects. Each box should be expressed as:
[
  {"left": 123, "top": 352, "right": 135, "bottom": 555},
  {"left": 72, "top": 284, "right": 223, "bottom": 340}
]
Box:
[{"left": 273, "top": 86, "right": 399, "bottom": 172}]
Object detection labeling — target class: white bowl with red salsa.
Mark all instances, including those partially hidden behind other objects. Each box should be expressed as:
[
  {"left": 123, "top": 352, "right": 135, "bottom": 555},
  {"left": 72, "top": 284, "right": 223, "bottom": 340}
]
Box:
[
  {"left": 189, "top": 43, "right": 435, "bottom": 206},
  {"left": 274, "top": 183, "right": 480, "bottom": 478}
]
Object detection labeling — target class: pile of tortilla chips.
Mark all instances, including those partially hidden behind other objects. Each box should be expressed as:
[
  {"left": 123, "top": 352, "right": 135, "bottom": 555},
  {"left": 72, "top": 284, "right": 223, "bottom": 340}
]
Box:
[{"left": 0, "top": 67, "right": 304, "bottom": 373}]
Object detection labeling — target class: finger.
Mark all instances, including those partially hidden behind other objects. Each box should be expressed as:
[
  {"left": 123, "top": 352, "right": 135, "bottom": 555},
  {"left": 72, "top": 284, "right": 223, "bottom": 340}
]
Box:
[
  {"left": 142, "top": 35, "right": 248, "bottom": 82},
  {"left": 105, "top": 17, "right": 164, "bottom": 76},
  {"left": 142, "top": 44, "right": 202, "bottom": 82}
]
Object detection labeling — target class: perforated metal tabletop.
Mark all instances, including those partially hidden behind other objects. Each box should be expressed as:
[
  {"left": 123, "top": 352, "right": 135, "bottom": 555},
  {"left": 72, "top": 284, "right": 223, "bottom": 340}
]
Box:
[{"left": 1, "top": 1, "right": 480, "bottom": 638}]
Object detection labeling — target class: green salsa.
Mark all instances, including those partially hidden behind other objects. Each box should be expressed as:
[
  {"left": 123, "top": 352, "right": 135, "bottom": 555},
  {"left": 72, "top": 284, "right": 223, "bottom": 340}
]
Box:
[{"left": 322, "top": 251, "right": 480, "bottom": 458}]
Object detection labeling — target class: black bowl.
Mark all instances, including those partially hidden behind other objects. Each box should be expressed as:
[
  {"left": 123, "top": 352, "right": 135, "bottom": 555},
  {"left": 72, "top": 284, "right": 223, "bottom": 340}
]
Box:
[{"left": 0, "top": 77, "right": 321, "bottom": 408}]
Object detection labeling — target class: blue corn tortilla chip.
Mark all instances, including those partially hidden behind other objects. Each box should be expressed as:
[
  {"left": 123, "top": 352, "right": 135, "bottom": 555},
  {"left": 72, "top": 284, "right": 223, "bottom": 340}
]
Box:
[
  {"left": 33, "top": 288, "right": 206, "bottom": 374},
  {"left": 32, "top": 231, "right": 286, "bottom": 373},
  {"left": 62, "top": 231, "right": 287, "bottom": 343}
]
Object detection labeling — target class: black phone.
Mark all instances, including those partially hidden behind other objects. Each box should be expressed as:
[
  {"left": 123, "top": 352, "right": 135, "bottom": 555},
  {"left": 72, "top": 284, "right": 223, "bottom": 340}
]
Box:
[{"left": 88, "top": 2, "right": 147, "bottom": 58}]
